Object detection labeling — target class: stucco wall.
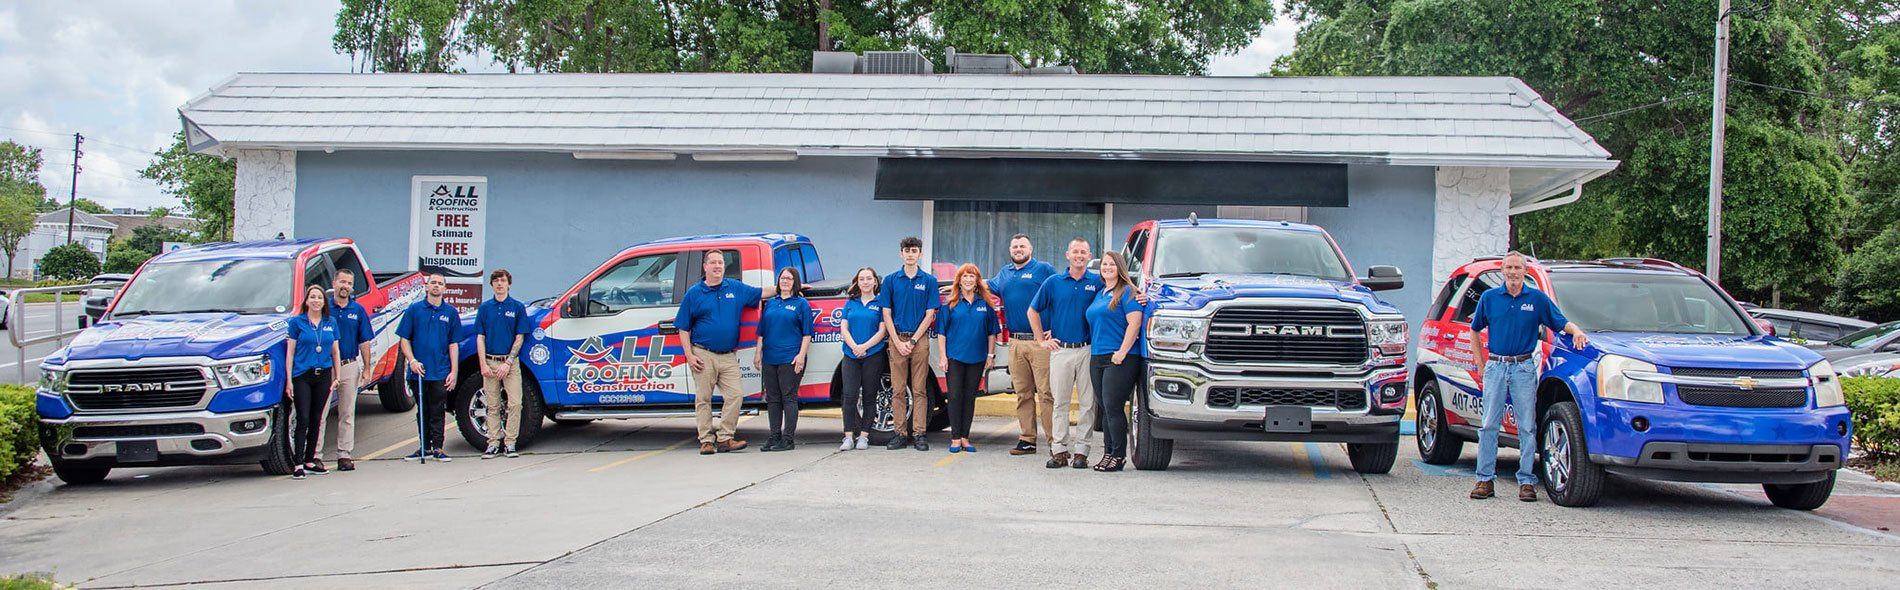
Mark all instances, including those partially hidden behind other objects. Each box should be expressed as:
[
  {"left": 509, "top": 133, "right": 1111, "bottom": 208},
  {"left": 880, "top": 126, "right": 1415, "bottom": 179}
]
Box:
[
  {"left": 1430, "top": 167, "right": 1512, "bottom": 298},
  {"left": 233, "top": 149, "right": 296, "bottom": 241}
]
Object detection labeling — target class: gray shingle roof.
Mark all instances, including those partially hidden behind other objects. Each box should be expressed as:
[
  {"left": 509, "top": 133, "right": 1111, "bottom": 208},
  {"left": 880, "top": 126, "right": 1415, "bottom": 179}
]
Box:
[{"left": 36, "top": 208, "right": 116, "bottom": 230}]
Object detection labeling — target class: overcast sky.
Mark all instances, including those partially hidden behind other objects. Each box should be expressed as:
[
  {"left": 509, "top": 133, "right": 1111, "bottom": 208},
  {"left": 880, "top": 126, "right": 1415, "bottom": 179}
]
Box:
[{"left": 0, "top": 1, "right": 1296, "bottom": 211}]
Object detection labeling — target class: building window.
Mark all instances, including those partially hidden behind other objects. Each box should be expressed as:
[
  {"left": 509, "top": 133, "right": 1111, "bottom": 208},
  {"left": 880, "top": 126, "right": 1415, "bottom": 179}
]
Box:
[{"left": 932, "top": 201, "right": 1103, "bottom": 274}]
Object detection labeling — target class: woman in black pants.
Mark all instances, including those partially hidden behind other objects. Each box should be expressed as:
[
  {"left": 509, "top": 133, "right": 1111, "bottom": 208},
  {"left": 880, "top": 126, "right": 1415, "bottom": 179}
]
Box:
[
  {"left": 284, "top": 284, "right": 342, "bottom": 479},
  {"left": 837, "top": 267, "right": 888, "bottom": 450},
  {"left": 935, "top": 263, "right": 999, "bottom": 453},
  {"left": 757, "top": 267, "right": 815, "bottom": 452},
  {"left": 1086, "top": 252, "right": 1146, "bottom": 472}
]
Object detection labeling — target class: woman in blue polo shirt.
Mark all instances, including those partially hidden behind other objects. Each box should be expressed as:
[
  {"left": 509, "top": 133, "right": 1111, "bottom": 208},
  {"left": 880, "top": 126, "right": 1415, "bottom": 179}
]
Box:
[
  {"left": 284, "top": 284, "right": 342, "bottom": 480},
  {"left": 756, "top": 267, "right": 815, "bottom": 452},
  {"left": 935, "top": 264, "right": 1000, "bottom": 453},
  {"left": 1086, "top": 252, "right": 1146, "bottom": 472},
  {"left": 837, "top": 267, "right": 887, "bottom": 451}
]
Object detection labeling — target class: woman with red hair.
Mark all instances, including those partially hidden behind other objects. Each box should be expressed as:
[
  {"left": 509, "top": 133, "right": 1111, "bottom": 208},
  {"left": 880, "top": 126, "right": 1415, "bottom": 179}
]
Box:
[{"left": 935, "top": 263, "right": 1000, "bottom": 453}]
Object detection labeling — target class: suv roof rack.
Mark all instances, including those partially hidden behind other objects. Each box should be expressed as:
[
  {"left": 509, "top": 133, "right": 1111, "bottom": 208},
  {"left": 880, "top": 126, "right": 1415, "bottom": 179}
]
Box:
[
  {"left": 1597, "top": 257, "right": 1692, "bottom": 272},
  {"left": 1470, "top": 253, "right": 1541, "bottom": 263}
]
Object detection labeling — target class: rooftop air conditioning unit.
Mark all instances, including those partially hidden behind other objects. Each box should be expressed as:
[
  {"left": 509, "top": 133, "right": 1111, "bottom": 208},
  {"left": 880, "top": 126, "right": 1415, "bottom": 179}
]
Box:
[
  {"left": 947, "top": 50, "right": 1025, "bottom": 74},
  {"left": 861, "top": 51, "right": 933, "bottom": 74},
  {"left": 811, "top": 51, "right": 861, "bottom": 73}
]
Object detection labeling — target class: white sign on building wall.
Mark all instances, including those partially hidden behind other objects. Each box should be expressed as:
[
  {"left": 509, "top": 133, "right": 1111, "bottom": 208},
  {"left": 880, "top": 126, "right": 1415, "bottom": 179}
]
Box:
[{"left": 409, "top": 176, "right": 488, "bottom": 311}]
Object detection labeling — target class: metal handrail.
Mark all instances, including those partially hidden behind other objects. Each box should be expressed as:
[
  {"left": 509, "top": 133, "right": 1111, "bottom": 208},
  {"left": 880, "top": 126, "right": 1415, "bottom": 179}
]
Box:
[{"left": 7, "top": 284, "right": 99, "bottom": 383}]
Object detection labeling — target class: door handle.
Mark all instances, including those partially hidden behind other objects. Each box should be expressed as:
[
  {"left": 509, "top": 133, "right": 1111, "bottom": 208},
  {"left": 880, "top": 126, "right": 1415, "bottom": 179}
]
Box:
[{"left": 658, "top": 320, "right": 679, "bottom": 335}]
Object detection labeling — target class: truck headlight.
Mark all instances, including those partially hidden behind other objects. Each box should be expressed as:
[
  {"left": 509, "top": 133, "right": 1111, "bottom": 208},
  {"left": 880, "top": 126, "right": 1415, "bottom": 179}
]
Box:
[
  {"left": 39, "top": 366, "right": 67, "bottom": 394},
  {"left": 1367, "top": 319, "right": 1408, "bottom": 356},
  {"left": 1596, "top": 354, "right": 1663, "bottom": 404},
  {"left": 213, "top": 356, "right": 273, "bottom": 389},
  {"left": 1811, "top": 360, "right": 1845, "bottom": 407},
  {"left": 1147, "top": 316, "right": 1207, "bottom": 352}
]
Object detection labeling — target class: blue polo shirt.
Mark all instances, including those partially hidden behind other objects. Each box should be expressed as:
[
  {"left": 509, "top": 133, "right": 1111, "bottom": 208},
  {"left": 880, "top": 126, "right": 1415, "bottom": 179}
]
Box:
[
  {"left": 475, "top": 296, "right": 533, "bottom": 356},
  {"left": 328, "top": 298, "right": 374, "bottom": 361},
  {"left": 1471, "top": 286, "right": 1569, "bottom": 356},
  {"left": 1085, "top": 287, "right": 1146, "bottom": 357},
  {"left": 840, "top": 297, "right": 887, "bottom": 359},
  {"left": 676, "top": 279, "right": 762, "bottom": 354},
  {"left": 879, "top": 268, "right": 941, "bottom": 335},
  {"left": 938, "top": 297, "right": 1000, "bottom": 364},
  {"left": 396, "top": 298, "right": 464, "bottom": 380},
  {"left": 988, "top": 258, "right": 1057, "bottom": 334},
  {"left": 758, "top": 296, "right": 815, "bottom": 365},
  {"left": 286, "top": 314, "right": 338, "bottom": 376},
  {"left": 1030, "top": 270, "right": 1104, "bottom": 343}
]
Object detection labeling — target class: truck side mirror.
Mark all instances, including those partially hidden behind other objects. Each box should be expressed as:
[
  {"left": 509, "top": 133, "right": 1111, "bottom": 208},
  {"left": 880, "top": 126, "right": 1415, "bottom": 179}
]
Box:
[
  {"left": 564, "top": 295, "right": 587, "bottom": 318},
  {"left": 1360, "top": 265, "right": 1404, "bottom": 292}
]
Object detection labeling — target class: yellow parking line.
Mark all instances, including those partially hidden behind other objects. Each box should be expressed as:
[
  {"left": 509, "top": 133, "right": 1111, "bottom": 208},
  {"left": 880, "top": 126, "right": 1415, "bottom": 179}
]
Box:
[{"left": 360, "top": 437, "right": 419, "bottom": 461}]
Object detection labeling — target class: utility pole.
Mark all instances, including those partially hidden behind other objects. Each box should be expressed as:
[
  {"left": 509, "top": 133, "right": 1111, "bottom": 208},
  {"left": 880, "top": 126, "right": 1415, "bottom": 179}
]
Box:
[
  {"left": 1705, "top": 0, "right": 1731, "bottom": 283},
  {"left": 67, "top": 132, "right": 82, "bottom": 244}
]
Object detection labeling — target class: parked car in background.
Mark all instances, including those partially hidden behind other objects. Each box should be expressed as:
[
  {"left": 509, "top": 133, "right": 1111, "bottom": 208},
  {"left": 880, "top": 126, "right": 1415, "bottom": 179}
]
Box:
[
  {"left": 1748, "top": 308, "right": 1872, "bottom": 346},
  {"left": 81, "top": 273, "right": 133, "bottom": 325},
  {"left": 1837, "top": 352, "right": 1900, "bottom": 378},
  {"left": 0, "top": 290, "right": 10, "bottom": 329},
  {"left": 1804, "top": 321, "right": 1900, "bottom": 363}
]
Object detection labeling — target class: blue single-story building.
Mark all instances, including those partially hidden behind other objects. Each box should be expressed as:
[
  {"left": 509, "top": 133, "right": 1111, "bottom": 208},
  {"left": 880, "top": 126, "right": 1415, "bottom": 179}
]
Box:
[{"left": 178, "top": 57, "right": 1615, "bottom": 326}]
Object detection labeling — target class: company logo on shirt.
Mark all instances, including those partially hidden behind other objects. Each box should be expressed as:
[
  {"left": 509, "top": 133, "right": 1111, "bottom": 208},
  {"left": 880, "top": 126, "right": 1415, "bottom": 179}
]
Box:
[
  {"left": 782, "top": 304, "right": 796, "bottom": 311},
  {"left": 1020, "top": 273, "right": 1032, "bottom": 279},
  {"left": 504, "top": 311, "right": 516, "bottom": 318},
  {"left": 1520, "top": 304, "right": 1535, "bottom": 312},
  {"left": 1085, "top": 285, "right": 1098, "bottom": 292},
  {"left": 346, "top": 313, "right": 359, "bottom": 320},
  {"left": 437, "top": 314, "right": 449, "bottom": 322},
  {"left": 724, "top": 293, "right": 735, "bottom": 299},
  {"left": 913, "top": 284, "right": 926, "bottom": 291}
]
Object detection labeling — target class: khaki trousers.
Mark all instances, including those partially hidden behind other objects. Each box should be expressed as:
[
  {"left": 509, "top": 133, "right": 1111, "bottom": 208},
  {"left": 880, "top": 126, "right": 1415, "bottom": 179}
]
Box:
[
  {"left": 1049, "top": 347, "right": 1097, "bottom": 455},
  {"left": 888, "top": 335, "right": 932, "bottom": 436},
  {"left": 315, "top": 359, "right": 362, "bottom": 459},
  {"left": 692, "top": 350, "right": 746, "bottom": 443},
  {"left": 1008, "top": 339, "right": 1053, "bottom": 444},
  {"left": 482, "top": 355, "right": 524, "bottom": 446}
]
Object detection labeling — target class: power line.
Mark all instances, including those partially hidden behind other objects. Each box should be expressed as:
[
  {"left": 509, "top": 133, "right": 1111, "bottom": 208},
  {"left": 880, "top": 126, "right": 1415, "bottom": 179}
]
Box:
[
  {"left": 1573, "top": 89, "right": 1709, "bottom": 123},
  {"left": 0, "top": 125, "right": 161, "bottom": 155},
  {"left": 1732, "top": 78, "right": 1898, "bottom": 108}
]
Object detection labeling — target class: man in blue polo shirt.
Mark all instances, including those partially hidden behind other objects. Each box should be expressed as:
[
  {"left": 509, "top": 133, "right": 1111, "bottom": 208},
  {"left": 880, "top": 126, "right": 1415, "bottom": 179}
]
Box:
[
  {"left": 989, "top": 234, "right": 1058, "bottom": 456},
  {"left": 881, "top": 236, "right": 940, "bottom": 451},
  {"left": 316, "top": 269, "right": 375, "bottom": 471},
  {"left": 476, "top": 269, "right": 533, "bottom": 459},
  {"left": 397, "top": 273, "right": 464, "bottom": 462},
  {"left": 1028, "top": 237, "right": 1105, "bottom": 469},
  {"left": 1469, "top": 252, "right": 1588, "bottom": 502},
  {"left": 678, "top": 250, "right": 778, "bottom": 455}
]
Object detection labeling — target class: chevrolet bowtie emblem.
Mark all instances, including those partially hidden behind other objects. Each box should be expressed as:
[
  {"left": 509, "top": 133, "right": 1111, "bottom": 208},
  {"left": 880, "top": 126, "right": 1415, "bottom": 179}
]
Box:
[{"left": 1732, "top": 376, "right": 1758, "bottom": 390}]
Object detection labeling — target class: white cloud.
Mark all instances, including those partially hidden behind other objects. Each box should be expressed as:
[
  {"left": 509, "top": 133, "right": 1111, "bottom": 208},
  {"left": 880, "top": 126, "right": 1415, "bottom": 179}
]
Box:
[{"left": 1207, "top": 16, "right": 1301, "bottom": 77}]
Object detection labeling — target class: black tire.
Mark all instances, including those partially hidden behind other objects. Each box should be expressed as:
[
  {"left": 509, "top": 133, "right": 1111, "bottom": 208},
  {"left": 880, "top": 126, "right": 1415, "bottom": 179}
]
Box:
[
  {"left": 48, "top": 457, "right": 110, "bottom": 485},
  {"left": 1129, "top": 387, "right": 1173, "bottom": 471},
  {"left": 453, "top": 374, "right": 546, "bottom": 450},
  {"left": 1347, "top": 442, "right": 1399, "bottom": 474},
  {"left": 259, "top": 402, "right": 297, "bottom": 476},
  {"left": 1764, "top": 472, "right": 1836, "bottom": 510},
  {"left": 378, "top": 368, "right": 416, "bottom": 413},
  {"left": 1541, "top": 401, "right": 1605, "bottom": 507},
  {"left": 1414, "top": 378, "right": 1464, "bottom": 465},
  {"left": 924, "top": 375, "right": 950, "bottom": 433}
]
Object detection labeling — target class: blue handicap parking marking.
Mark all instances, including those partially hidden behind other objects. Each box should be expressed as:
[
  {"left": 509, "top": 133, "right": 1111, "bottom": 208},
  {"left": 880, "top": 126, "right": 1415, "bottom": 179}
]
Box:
[{"left": 1303, "top": 442, "right": 1333, "bottom": 480}]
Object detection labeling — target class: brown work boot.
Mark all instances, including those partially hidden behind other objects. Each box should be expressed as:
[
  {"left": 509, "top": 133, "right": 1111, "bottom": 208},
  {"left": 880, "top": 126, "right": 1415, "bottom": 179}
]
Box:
[
  {"left": 1469, "top": 480, "right": 1495, "bottom": 500},
  {"left": 1046, "top": 451, "right": 1070, "bottom": 469},
  {"left": 337, "top": 458, "right": 355, "bottom": 471},
  {"left": 1519, "top": 484, "right": 1538, "bottom": 502},
  {"left": 717, "top": 438, "right": 748, "bottom": 453},
  {"left": 699, "top": 442, "right": 716, "bottom": 455}
]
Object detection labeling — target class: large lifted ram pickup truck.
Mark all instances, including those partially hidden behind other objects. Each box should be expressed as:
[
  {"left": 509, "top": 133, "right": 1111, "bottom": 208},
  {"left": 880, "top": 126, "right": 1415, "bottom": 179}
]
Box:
[
  {"left": 37, "top": 239, "right": 428, "bottom": 483},
  {"left": 1124, "top": 218, "right": 1410, "bottom": 474}
]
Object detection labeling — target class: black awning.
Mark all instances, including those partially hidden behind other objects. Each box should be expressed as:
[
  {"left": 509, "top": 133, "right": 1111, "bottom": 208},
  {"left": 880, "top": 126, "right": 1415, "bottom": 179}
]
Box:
[{"left": 874, "top": 157, "right": 1347, "bottom": 206}]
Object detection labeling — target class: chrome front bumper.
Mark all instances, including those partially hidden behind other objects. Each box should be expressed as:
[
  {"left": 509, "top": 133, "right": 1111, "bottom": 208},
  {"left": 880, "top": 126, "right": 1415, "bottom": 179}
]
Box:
[{"left": 41, "top": 408, "right": 275, "bottom": 461}]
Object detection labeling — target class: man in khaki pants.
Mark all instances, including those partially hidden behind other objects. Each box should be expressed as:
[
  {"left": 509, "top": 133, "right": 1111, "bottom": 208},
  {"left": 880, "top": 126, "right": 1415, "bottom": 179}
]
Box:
[
  {"left": 1030, "top": 238, "right": 1107, "bottom": 469},
  {"left": 987, "top": 234, "right": 1057, "bottom": 455},
  {"left": 317, "top": 269, "right": 374, "bottom": 471},
  {"left": 678, "top": 250, "right": 776, "bottom": 455},
  {"left": 882, "top": 237, "right": 940, "bottom": 451},
  {"left": 476, "top": 270, "right": 533, "bottom": 458}
]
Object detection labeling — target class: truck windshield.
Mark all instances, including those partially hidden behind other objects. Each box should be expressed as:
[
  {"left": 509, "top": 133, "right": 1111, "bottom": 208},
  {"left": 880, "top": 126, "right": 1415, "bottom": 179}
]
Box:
[
  {"left": 1550, "top": 270, "right": 1753, "bottom": 335},
  {"left": 111, "top": 259, "right": 294, "bottom": 317},
  {"left": 1152, "top": 227, "right": 1351, "bottom": 282}
]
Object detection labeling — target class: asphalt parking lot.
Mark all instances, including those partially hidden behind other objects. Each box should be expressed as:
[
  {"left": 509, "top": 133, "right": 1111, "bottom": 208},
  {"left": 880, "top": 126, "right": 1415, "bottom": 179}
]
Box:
[{"left": 3, "top": 403, "right": 1898, "bottom": 589}]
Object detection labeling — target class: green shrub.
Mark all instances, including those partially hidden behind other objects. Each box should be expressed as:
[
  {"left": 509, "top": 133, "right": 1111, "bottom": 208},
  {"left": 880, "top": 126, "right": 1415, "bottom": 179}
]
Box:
[
  {"left": 37, "top": 244, "right": 99, "bottom": 281},
  {"left": 1844, "top": 377, "right": 1900, "bottom": 457},
  {"left": 102, "top": 245, "right": 151, "bottom": 274},
  {"left": 0, "top": 384, "right": 37, "bottom": 483}
]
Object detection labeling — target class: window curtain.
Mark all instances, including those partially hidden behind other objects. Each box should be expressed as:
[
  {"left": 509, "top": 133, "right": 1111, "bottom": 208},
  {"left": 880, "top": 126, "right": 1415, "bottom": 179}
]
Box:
[{"left": 932, "top": 201, "right": 1103, "bottom": 275}]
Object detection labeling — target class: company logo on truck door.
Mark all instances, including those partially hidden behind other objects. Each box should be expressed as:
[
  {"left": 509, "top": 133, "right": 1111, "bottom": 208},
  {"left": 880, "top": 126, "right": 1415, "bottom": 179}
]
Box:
[{"left": 565, "top": 335, "right": 678, "bottom": 394}]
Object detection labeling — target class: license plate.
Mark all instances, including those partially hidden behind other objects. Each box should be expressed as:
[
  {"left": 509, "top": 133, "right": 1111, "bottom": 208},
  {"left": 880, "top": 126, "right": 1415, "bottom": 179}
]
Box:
[
  {"left": 1263, "top": 406, "right": 1312, "bottom": 433},
  {"left": 115, "top": 440, "right": 159, "bottom": 463}
]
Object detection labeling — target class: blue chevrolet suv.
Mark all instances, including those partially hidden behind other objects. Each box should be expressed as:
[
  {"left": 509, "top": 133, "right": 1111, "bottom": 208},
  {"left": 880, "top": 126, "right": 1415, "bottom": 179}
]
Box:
[{"left": 1413, "top": 257, "right": 1850, "bottom": 509}]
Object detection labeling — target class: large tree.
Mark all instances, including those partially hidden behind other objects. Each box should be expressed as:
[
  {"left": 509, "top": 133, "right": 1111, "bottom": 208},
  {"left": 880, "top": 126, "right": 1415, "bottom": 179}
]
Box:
[
  {"left": 141, "top": 132, "right": 236, "bottom": 242},
  {"left": 1277, "top": 0, "right": 1859, "bottom": 307},
  {"left": 337, "top": 0, "right": 1278, "bottom": 75},
  {"left": 0, "top": 140, "right": 47, "bottom": 202},
  {"left": 0, "top": 191, "right": 37, "bottom": 279}
]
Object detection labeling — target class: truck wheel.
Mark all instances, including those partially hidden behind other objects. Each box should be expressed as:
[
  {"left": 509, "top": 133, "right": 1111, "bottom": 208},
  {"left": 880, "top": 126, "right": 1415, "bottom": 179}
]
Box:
[
  {"left": 1415, "top": 379, "right": 1464, "bottom": 465},
  {"left": 1129, "top": 389, "right": 1173, "bottom": 471},
  {"left": 378, "top": 372, "right": 416, "bottom": 413},
  {"left": 1541, "top": 401, "right": 1605, "bottom": 507},
  {"left": 259, "top": 403, "right": 297, "bottom": 476},
  {"left": 48, "top": 457, "right": 110, "bottom": 485},
  {"left": 868, "top": 372, "right": 896, "bottom": 446},
  {"left": 454, "top": 376, "right": 546, "bottom": 451},
  {"left": 1764, "top": 472, "right": 1835, "bottom": 510},
  {"left": 1347, "top": 442, "right": 1399, "bottom": 474},
  {"left": 925, "top": 377, "right": 950, "bottom": 433}
]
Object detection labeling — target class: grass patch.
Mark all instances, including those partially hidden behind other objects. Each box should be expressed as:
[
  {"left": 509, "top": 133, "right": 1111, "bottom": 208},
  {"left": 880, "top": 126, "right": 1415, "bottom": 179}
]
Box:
[{"left": 0, "top": 572, "right": 64, "bottom": 589}]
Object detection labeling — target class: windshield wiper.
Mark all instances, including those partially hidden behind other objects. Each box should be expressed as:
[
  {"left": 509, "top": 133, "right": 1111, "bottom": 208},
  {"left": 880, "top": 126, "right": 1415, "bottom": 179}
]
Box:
[
  {"left": 166, "top": 308, "right": 256, "bottom": 315},
  {"left": 1159, "top": 272, "right": 1209, "bottom": 278}
]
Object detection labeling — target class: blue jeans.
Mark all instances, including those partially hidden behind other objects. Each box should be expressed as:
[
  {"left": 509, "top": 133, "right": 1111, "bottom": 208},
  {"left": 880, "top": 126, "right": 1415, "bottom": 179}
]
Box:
[{"left": 1476, "top": 358, "right": 1539, "bottom": 484}]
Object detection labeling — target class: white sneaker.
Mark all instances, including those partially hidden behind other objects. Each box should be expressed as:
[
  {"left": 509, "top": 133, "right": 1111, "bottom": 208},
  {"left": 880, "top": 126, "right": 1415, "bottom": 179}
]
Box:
[
  {"left": 855, "top": 434, "right": 869, "bottom": 450},
  {"left": 840, "top": 435, "right": 854, "bottom": 451}
]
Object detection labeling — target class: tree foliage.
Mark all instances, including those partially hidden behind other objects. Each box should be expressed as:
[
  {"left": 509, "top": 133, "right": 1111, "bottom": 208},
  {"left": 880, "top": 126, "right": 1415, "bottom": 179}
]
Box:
[
  {"left": 335, "top": 0, "right": 1277, "bottom": 75},
  {"left": 123, "top": 224, "right": 194, "bottom": 256},
  {"left": 103, "top": 240, "right": 153, "bottom": 274},
  {"left": 38, "top": 243, "right": 100, "bottom": 281},
  {"left": 1277, "top": 0, "right": 1873, "bottom": 307},
  {"left": 141, "top": 132, "right": 235, "bottom": 242},
  {"left": 0, "top": 192, "right": 36, "bottom": 279},
  {"left": 0, "top": 141, "right": 46, "bottom": 202}
]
